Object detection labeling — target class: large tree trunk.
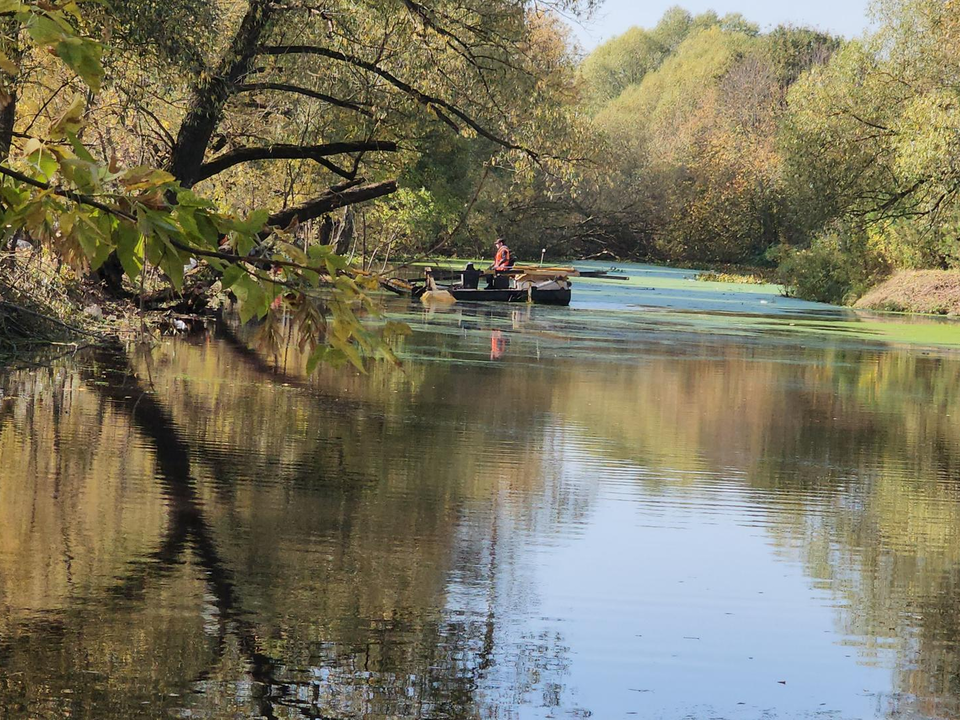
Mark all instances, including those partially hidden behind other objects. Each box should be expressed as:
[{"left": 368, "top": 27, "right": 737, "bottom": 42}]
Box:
[
  {"left": 0, "top": 86, "right": 16, "bottom": 258},
  {"left": 1, "top": 21, "right": 19, "bottom": 258},
  {"left": 333, "top": 207, "right": 354, "bottom": 255},
  {"left": 0, "top": 87, "right": 16, "bottom": 163},
  {"left": 0, "top": 18, "right": 18, "bottom": 162},
  {"left": 99, "top": 1, "right": 272, "bottom": 298},
  {"left": 167, "top": 0, "right": 272, "bottom": 187}
]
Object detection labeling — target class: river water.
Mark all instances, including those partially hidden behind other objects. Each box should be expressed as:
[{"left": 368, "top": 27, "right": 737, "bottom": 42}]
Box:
[{"left": 2, "top": 264, "right": 960, "bottom": 719}]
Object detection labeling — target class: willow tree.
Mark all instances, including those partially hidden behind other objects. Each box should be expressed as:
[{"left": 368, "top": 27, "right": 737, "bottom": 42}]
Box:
[
  {"left": 782, "top": 0, "right": 960, "bottom": 269},
  {"left": 0, "top": 0, "right": 591, "bottom": 366},
  {"left": 566, "top": 12, "right": 837, "bottom": 263},
  {"left": 94, "top": 0, "right": 595, "bottom": 224}
]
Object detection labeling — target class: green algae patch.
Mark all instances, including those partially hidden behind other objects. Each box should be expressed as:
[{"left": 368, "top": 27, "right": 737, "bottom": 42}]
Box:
[
  {"left": 695, "top": 271, "right": 769, "bottom": 285},
  {"left": 755, "top": 315, "right": 960, "bottom": 350},
  {"left": 574, "top": 269, "right": 784, "bottom": 296},
  {"left": 387, "top": 260, "right": 960, "bottom": 353}
]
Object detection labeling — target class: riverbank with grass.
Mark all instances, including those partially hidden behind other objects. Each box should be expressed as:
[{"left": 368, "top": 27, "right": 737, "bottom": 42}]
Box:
[{"left": 854, "top": 270, "right": 960, "bottom": 316}]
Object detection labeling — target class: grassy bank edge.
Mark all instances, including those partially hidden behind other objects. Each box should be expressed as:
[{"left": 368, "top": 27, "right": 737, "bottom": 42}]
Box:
[{"left": 854, "top": 270, "right": 960, "bottom": 317}]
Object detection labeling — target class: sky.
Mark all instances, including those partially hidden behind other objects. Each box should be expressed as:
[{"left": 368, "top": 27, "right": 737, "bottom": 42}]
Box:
[{"left": 566, "top": 0, "right": 873, "bottom": 50}]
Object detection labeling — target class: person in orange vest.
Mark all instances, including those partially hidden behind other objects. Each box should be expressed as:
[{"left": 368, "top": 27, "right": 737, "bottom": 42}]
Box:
[
  {"left": 487, "top": 238, "right": 514, "bottom": 289},
  {"left": 493, "top": 238, "right": 513, "bottom": 271}
]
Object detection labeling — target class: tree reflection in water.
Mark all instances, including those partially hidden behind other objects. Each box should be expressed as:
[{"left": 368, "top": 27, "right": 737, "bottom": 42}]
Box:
[
  {"left": 3, "top": 322, "right": 960, "bottom": 717},
  {"left": 0, "top": 331, "right": 583, "bottom": 719}
]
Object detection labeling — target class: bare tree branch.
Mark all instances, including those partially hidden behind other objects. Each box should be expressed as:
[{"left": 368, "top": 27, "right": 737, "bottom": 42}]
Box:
[
  {"left": 258, "top": 44, "right": 531, "bottom": 155},
  {"left": 268, "top": 179, "right": 398, "bottom": 227},
  {"left": 196, "top": 140, "right": 397, "bottom": 182},
  {"left": 236, "top": 82, "right": 373, "bottom": 116}
]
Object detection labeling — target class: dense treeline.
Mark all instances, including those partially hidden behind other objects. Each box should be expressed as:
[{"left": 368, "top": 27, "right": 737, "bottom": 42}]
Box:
[
  {"left": 527, "top": 0, "right": 960, "bottom": 303},
  {"left": 577, "top": 11, "right": 840, "bottom": 264},
  {"left": 450, "top": 0, "right": 957, "bottom": 305},
  {"left": 2, "top": 0, "right": 958, "bottom": 335}
]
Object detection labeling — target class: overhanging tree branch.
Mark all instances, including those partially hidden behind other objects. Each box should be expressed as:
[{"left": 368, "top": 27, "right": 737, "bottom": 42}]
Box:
[
  {"left": 257, "top": 44, "right": 531, "bottom": 155},
  {"left": 268, "top": 179, "right": 398, "bottom": 227},
  {"left": 0, "top": 164, "right": 397, "bottom": 276},
  {"left": 314, "top": 157, "right": 352, "bottom": 179},
  {"left": 196, "top": 140, "right": 397, "bottom": 182},
  {"left": 0, "top": 164, "right": 132, "bottom": 219},
  {"left": 236, "top": 82, "right": 373, "bottom": 116}
]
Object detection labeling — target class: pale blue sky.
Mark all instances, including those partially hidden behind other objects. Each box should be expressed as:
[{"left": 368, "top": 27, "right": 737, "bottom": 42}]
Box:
[{"left": 567, "top": 0, "right": 872, "bottom": 50}]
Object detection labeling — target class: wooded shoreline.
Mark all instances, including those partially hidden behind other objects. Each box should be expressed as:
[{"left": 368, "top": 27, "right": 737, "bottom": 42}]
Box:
[{"left": 1, "top": 1, "right": 958, "bottom": 360}]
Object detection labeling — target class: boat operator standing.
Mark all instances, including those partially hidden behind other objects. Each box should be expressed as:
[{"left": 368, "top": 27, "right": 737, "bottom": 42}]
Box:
[
  {"left": 488, "top": 238, "right": 514, "bottom": 289},
  {"left": 493, "top": 238, "right": 513, "bottom": 271}
]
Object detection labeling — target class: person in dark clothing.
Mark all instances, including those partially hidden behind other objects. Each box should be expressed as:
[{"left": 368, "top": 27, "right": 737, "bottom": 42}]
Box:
[{"left": 461, "top": 263, "right": 481, "bottom": 289}]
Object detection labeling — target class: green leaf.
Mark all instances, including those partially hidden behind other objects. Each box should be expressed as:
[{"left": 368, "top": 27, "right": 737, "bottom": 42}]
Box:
[
  {"left": 306, "top": 345, "right": 330, "bottom": 374},
  {"left": 324, "top": 249, "right": 348, "bottom": 272},
  {"left": 116, "top": 222, "right": 145, "bottom": 281},
  {"left": 58, "top": 209, "right": 77, "bottom": 237},
  {"left": 67, "top": 132, "right": 96, "bottom": 163},
  {"left": 27, "top": 15, "right": 66, "bottom": 45},
  {"left": 175, "top": 206, "right": 200, "bottom": 239},
  {"left": 58, "top": 156, "right": 99, "bottom": 193},
  {"left": 55, "top": 38, "right": 104, "bottom": 92},
  {"left": 233, "top": 232, "right": 254, "bottom": 257},
  {"left": 329, "top": 334, "right": 366, "bottom": 373},
  {"left": 141, "top": 208, "right": 179, "bottom": 235},
  {"left": 232, "top": 273, "right": 267, "bottom": 323},
  {"left": 28, "top": 148, "right": 58, "bottom": 182},
  {"left": 334, "top": 275, "right": 362, "bottom": 297},
  {"left": 275, "top": 240, "right": 308, "bottom": 265},
  {"left": 175, "top": 190, "right": 216, "bottom": 212},
  {"left": 221, "top": 264, "right": 245, "bottom": 290},
  {"left": 158, "top": 242, "right": 185, "bottom": 292},
  {"left": 0, "top": 184, "right": 24, "bottom": 207},
  {"left": 307, "top": 244, "right": 330, "bottom": 262},
  {"left": 60, "top": 1, "right": 84, "bottom": 23},
  {"left": 219, "top": 209, "right": 268, "bottom": 235},
  {"left": 74, "top": 215, "right": 113, "bottom": 270},
  {"left": 193, "top": 212, "right": 221, "bottom": 248}
]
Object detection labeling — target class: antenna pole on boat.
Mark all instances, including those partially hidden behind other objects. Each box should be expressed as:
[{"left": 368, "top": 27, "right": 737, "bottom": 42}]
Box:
[{"left": 539, "top": 248, "right": 546, "bottom": 267}]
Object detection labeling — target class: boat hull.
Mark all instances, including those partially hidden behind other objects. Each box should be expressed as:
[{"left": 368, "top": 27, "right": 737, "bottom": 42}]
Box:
[
  {"left": 449, "top": 287, "right": 571, "bottom": 306},
  {"left": 531, "top": 287, "right": 572, "bottom": 306},
  {"left": 385, "top": 278, "right": 572, "bottom": 306}
]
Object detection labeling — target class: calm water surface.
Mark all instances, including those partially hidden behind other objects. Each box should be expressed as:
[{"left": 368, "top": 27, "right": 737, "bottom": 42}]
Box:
[{"left": 2, "top": 264, "right": 960, "bottom": 719}]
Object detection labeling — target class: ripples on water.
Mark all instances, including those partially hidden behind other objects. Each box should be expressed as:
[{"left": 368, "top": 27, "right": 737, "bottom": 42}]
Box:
[{"left": 2, "top": 264, "right": 960, "bottom": 719}]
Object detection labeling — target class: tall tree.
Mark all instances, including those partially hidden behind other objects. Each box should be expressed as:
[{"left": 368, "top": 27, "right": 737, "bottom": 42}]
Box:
[
  {"left": 0, "top": 0, "right": 592, "bottom": 364},
  {"left": 782, "top": 0, "right": 960, "bottom": 269}
]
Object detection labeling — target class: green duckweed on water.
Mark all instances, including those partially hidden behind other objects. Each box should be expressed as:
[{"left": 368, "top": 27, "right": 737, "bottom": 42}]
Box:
[{"left": 390, "top": 261, "right": 960, "bottom": 355}]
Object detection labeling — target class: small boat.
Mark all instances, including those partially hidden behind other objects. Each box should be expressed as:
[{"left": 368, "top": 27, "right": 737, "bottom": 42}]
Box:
[
  {"left": 381, "top": 265, "right": 576, "bottom": 306},
  {"left": 445, "top": 285, "right": 572, "bottom": 305}
]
